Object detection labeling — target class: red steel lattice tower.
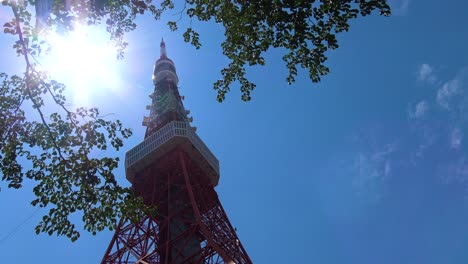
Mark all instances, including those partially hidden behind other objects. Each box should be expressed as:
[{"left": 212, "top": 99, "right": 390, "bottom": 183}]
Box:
[{"left": 101, "top": 40, "right": 252, "bottom": 264}]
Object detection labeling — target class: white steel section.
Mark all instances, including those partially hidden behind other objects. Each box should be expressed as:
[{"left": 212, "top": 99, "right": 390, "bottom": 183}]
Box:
[
  {"left": 155, "top": 58, "right": 175, "bottom": 68},
  {"left": 125, "top": 121, "right": 219, "bottom": 181}
]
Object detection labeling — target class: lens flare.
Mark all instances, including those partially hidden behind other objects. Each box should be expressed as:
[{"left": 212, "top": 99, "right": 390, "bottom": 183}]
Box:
[{"left": 42, "top": 24, "right": 122, "bottom": 106}]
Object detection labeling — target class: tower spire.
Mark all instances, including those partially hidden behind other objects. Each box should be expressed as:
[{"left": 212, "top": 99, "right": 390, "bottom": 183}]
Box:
[{"left": 160, "top": 38, "right": 167, "bottom": 58}]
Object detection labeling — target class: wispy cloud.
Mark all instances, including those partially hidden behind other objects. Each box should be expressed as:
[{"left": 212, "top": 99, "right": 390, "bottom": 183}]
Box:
[
  {"left": 409, "top": 65, "right": 468, "bottom": 194},
  {"left": 412, "top": 124, "right": 437, "bottom": 161},
  {"left": 321, "top": 64, "right": 468, "bottom": 209},
  {"left": 440, "top": 157, "right": 468, "bottom": 184},
  {"left": 408, "top": 100, "right": 429, "bottom": 119},
  {"left": 437, "top": 78, "right": 460, "bottom": 109},
  {"left": 418, "top": 64, "right": 436, "bottom": 83},
  {"left": 352, "top": 143, "right": 396, "bottom": 203},
  {"left": 390, "top": 0, "right": 410, "bottom": 16},
  {"left": 435, "top": 66, "right": 468, "bottom": 112},
  {"left": 317, "top": 136, "right": 397, "bottom": 218},
  {"left": 384, "top": 160, "right": 391, "bottom": 176},
  {"left": 450, "top": 128, "right": 463, "bottom": 150}
]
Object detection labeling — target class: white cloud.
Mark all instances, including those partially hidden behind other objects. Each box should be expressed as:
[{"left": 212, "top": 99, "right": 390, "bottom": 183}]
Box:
[
  {"left": 318, "top": 133, "right": 398, "bottom": 216},
  {"left": 435, "top": 66, "right": 468, "bottom": 111},
  {"left": 437, "top": 78, "right": 460, "bottom": 109},
  {"left": 440, "top": 157, "right": 468, "bottom": 184},
  {"left": 352, "top": 143, "right": 396, "bottom": 203},
  {"left": 418, "top": 64, "right": 436, "bottom": 83},
  {"left": 390, "top": 0, "right": 410, "bottom": 16},
  {"left": 384, "top": 160, "right": 391, "bottom": 176},
  {"left": 370, "top": 143, "right": 397, "bottom": 161},
  {"left": 409, "top": 100, "right": 429, "bottom": 119},
  {"left": 410, "top": 66, "right": 468, "bottom": 159},
  {"left": 415, "top": 101, "right": 429, "bottom": 117},
  {"left": 450, "top": 128, "right": 463, "bottom": 150},
  {"left": 414, "top": 127, "right": 436, "bottom": 160}
]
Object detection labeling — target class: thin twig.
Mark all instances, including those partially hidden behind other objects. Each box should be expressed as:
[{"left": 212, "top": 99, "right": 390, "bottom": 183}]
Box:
[
  {"left": 172, "top": 0, "right": 187, "bottom": 22},
  {"left": 11, "top": 2, "right": 68, "bottom": 162}
]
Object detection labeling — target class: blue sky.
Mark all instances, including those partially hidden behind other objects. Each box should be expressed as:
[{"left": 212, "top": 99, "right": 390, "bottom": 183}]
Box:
[{"left": 2, "top": 0, "right": 468, "bottom": 263}]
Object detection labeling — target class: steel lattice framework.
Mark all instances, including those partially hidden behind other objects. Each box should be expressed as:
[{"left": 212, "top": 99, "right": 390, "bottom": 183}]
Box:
[{"left": 101, "top": 40, "right": 252, "bottom": 264}]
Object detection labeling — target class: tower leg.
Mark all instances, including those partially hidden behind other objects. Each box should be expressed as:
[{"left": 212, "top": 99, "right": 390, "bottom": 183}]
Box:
[{"left": 101, "top": 149, "right": 252, "bottom": 264}]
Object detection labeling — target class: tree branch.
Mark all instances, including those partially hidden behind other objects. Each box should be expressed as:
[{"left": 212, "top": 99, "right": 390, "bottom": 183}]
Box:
[
  {"left": 172, "top": 0, "right": 187, "bottom": 22},
  {"left": 11, "top": 2, "right": 68, "bottom": 162}
]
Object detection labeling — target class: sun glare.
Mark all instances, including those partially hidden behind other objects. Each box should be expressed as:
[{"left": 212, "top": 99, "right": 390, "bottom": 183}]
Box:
[{"left": 42, "top": 24, "right": 122, "bottom": 106}]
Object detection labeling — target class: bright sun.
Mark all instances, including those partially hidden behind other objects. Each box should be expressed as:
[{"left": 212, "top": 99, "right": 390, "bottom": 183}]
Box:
[{"left": 42, "top": 24, "right": 122, "bottom": 106}]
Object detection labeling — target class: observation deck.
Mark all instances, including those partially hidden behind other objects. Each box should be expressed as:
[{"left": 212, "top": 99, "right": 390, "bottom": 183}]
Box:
[{"left": 125, "top": 121, "right": 220, "bottom": 186}]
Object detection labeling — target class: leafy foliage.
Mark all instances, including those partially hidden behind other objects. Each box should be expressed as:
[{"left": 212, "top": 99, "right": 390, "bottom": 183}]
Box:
[
  {"left": 1, "top": 0, "right": 151, "bottom": 241},
  {"left": 24, "top": 0, "right": 389, "bottom": 101},
  {"left": 179, "top": 0, "right": 390, "bottom": 101},
  {"left": 0, "top": 0, "right": 390, "bottom": 241}
]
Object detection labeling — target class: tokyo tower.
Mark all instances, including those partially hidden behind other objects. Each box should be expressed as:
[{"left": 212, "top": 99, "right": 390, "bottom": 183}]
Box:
[{"left": 101, "top": 40, "right": 252, "bottom": 264}]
